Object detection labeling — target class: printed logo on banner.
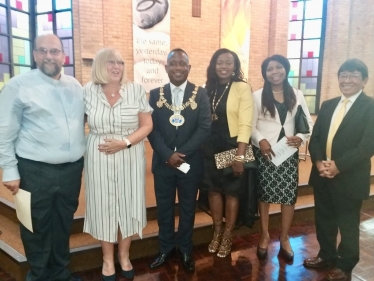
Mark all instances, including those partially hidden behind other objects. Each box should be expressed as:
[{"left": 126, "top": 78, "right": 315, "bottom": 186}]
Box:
[{"left": 133, "top": 0, "right": 171, "bottom": 93}]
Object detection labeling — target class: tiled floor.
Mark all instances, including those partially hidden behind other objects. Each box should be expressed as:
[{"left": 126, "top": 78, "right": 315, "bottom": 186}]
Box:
[{"left": 1, "top": 208, "right": 374, "bottom": 281}]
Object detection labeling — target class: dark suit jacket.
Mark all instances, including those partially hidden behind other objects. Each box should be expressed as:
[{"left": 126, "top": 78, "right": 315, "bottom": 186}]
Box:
[
  {"left": 309, "top": 92, "right": 374, "bottom": 199},
  {"left": 148, "top": 81, "right": 211, "bottom": 176}
]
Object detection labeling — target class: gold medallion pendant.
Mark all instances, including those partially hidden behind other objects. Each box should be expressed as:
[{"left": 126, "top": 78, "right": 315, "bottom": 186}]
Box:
[
  {"left": 156, "top": 85, "right": 200, "bottom": 127},
  {"left": 211, "top": 83, "right": 230, "bottom": 122},
  {"left": 170, "top": 114, "right": 185, "bottom": 127}
]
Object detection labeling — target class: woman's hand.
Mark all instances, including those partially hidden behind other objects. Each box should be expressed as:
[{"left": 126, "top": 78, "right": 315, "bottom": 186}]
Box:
[
  {"left": 231, "top": 160, "right": 244, "bottom": 177},
  {"left": 98, "top": 139, "right": 127, "bottom": 155},
  {"left": 286, "top": 136, "right": 302, "bottom": 148},
  {"left": 259, "top": 139, "right": 275, "bottom": 160}
]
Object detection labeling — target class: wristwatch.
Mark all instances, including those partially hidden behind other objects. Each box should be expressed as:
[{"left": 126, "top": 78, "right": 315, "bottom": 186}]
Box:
[{"left": 124, "top": 138, "right": 132, "bottom": 149}]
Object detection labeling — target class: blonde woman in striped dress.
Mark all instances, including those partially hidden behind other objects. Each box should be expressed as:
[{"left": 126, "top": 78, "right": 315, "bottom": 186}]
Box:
[{"left": 83, "top": 48, "right": 153, "bottom": 281}]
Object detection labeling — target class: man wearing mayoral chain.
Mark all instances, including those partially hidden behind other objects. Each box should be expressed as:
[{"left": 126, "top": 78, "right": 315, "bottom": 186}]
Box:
[{"left": 147, "top": 48, "right": 211, "bottom": 271}]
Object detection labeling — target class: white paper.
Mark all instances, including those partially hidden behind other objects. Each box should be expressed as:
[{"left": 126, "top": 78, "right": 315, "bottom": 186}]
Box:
[
  {"left": 270, "top": 137, "right": 298, "bottom": 167},
  {"left": 13, "top": 189, "right": 33, "bottom": 233},
  {"left": 177, "top": 162, "right": 190, "bottom": 174}
]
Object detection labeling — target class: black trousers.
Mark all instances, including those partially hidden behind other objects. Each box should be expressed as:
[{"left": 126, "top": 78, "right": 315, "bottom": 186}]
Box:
[
  {"left": 17, "top": 156, "right": 84, "bottom": 281},
  {"left": 154, "top": 171, "right": 199, "bottom": 255},
  {"left": 314, "top": 180, "right": 362, "bottom": 272}
]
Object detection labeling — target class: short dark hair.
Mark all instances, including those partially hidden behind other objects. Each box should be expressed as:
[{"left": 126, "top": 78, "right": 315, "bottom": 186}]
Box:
[
  {"left": 167, "top": 48, "right": 189, "bottom": 63},
  {"left": 205, "top": 48, "right": 245, "bottom": 91},
  {"left": 338, "top": 58, "right": 368, "bottom": 80}
]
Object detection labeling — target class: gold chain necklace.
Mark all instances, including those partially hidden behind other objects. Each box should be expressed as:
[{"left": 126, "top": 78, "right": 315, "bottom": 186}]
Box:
[
  {"left": 156, "top": 85, "right": 199, "bottom": 127},
  {"left": 156, "top": 86, "right": 198, "bottom": 111},
  {"left": 272, "top": 90, "right": 284, "bottom": 94},
  {"left": 211, "top": 83, "right": 229, "bottom": 121}
]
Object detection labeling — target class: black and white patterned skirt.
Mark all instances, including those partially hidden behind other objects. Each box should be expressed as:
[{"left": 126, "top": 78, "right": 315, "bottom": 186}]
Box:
[{"left": 254, "top": 146, "right": 298, "bottom": 205}]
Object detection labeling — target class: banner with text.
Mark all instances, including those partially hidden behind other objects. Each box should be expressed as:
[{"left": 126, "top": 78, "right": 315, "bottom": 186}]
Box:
[
  {"left": 133, "top": 0, "right": 171, "bottom": 92},
  {"left": 221, "top": 0, "right": 251, "bottom": 79}
]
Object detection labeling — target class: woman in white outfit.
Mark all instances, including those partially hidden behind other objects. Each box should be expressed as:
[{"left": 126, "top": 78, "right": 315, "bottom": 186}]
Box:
[
  {"left": 83, "top": 48, "right": 153, "bottom": 280},
  {"left": 251, "top": 54, "right": 313, "bottom": 261}
]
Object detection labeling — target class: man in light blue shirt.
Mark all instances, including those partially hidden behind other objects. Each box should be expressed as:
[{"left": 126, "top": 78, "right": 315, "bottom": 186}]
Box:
[{"left": 0, "top": 34, "right": 85, "bottom": 281}]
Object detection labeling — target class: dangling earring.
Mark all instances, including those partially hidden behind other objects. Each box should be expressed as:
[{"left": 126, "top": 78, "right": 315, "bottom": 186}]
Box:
[{"left": 231, "top": 72, "right": 235, "bottom": 76}]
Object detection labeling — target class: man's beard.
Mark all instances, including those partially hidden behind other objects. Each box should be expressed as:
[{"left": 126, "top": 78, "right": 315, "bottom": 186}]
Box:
[{"left": 39, "top": 59, "right": 62, "bottom": 78}]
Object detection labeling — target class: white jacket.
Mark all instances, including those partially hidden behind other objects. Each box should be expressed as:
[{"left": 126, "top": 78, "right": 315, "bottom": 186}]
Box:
[{"left": 251, "top": 88, "right": 314, "bottom": 148}]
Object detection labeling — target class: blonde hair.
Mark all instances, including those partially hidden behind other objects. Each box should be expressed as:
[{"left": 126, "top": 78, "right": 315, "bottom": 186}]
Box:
[{"left": 91, "top": 48, "right": 127, "bottom": 84}]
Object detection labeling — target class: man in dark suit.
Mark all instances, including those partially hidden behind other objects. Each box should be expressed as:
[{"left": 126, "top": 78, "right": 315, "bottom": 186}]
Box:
[
  {"left": 147, "top": 49, "right": 211, "bottom": 271},
  {"left": 304, "top": 59, "right": 374, "bottom": 281}
]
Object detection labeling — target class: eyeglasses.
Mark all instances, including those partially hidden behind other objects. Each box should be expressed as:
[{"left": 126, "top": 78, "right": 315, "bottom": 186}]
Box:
[
  {"left": 35, "top": 48, "right": 62, "bottom": 56},
  {"left": 106, "top": 60, "right": 125, "bottom": 66},
  {"left": 338, "top": 73, "right": 362, "bottom": 81}
]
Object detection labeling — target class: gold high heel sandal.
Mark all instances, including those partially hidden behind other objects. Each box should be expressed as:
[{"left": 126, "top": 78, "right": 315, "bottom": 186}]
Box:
[
  {"left": 208, "top": 230, "right": 223, "bottom": 253},
  {"left": 217, "top": 236, "right": 233, "bottom": 258}
]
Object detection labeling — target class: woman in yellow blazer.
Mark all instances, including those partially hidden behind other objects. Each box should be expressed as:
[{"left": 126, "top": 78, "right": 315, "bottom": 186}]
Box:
[{"left": 201, "top": 48, "right": 253, "bottom": 257}]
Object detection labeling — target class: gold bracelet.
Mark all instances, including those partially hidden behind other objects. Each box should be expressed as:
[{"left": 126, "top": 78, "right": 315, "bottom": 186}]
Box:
[{"left": 234, "top": 155, "right": 245, "bottom": 162}]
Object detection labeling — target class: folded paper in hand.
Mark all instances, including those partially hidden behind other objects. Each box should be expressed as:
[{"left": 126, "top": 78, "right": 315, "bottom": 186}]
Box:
[
  {"left": 177, "top": 162, "right": 190, "bottom": 174},
  {"left": 14, "top": 189, "right": 33, "bottom": 233}
]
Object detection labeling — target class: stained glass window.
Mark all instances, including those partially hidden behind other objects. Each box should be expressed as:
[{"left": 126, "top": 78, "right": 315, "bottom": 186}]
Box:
[
  {"left": 63, "top": 66, "right": 73, "bottom": 76},
  {"left": 56, "top": 12, "right": 72, "bottom": 37},
  {"left": 0, "top": 0, "right": 32, "bottom": 89},
  {"left": 10, "top": 0, "right": 29, "bottom": 12},
  {"left": 0, "top": 0, "right": 74, "bottom": 90},
  {"left": 12, "top": 38, "right": 31, "bottom": 64},
  {"left": 287, "top": 0, "right": 327, "bottom": 114},
  {"left": 0, "top": 35, "right": 9, "bottom": 62},
  {"left": 36, "top": 14, "right": 53, "bottom": 35},
  {"left": 0, "top": 6, "right": 8, "bottom": 34},
  {"left": 0, "top": 64, "right": 10, "bottom": 89},
  {"left": 11, "top": 10, "right": 30, "bottom": 38},
  {"left": 62, "top": 38, "right": 73, "bottom": 64},
  {"left": 56, "top": 0, "right": 71, "bottom": 10},
  {"left": 36, "top": 0, "right": 52, "bottom": 13},
  {"left": 303, "top": 19, "right": 322, "bottom": 38}
]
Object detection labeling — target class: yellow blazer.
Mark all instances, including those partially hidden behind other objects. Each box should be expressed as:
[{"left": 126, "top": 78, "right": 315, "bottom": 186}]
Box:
[{"left": 226, "top": 81, "right": 253, "bottom": 144}]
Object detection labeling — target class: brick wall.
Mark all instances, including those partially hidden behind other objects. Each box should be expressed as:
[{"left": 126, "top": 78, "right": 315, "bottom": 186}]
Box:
[
  {"left": 321, "top": 0, "right": 374, "bottom": 104},
  {"left": 72, "top": 0, "right": 374, "bottom": 105}
]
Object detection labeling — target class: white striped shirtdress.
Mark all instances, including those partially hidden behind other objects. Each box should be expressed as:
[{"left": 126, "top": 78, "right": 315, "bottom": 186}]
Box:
[{"left": 83, "top": 81, "right": 152, "bottom": 242}]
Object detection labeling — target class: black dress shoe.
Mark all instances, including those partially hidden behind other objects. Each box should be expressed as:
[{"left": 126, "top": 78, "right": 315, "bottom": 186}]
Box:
[
  {"left": 70, "top": 275, "right": 83, "bottom": 281},
  {"left": 326, "top": 268, "right": 351, "bottom": 281},
  {"left": 101, "top": 273, "right": 116, "bottom": 281},
  {"left": 256, "top": 245, "right": 268, "bottom": 260},
  {"left": 303, "top": 256, "right": 334, "bottom": 268},
  {"left": 122, "top": 267, "right": 134, "bottom": 279},
  {"left": 179, "top": 252, "right": 195, "bottom": 272},
  {"left": 279, "top": 245, "right": 294, "bottom": 261},
  {"left": 149, "top": 249, "right": 175, "bottom": 269}
]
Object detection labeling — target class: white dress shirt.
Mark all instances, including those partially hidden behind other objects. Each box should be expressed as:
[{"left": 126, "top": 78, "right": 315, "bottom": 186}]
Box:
[
  {"left": 0, "top": 69, "right": 86, "bottom": 182},
  {"left": 170, "top": 80, "right": 187, "bottom": 112}
]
